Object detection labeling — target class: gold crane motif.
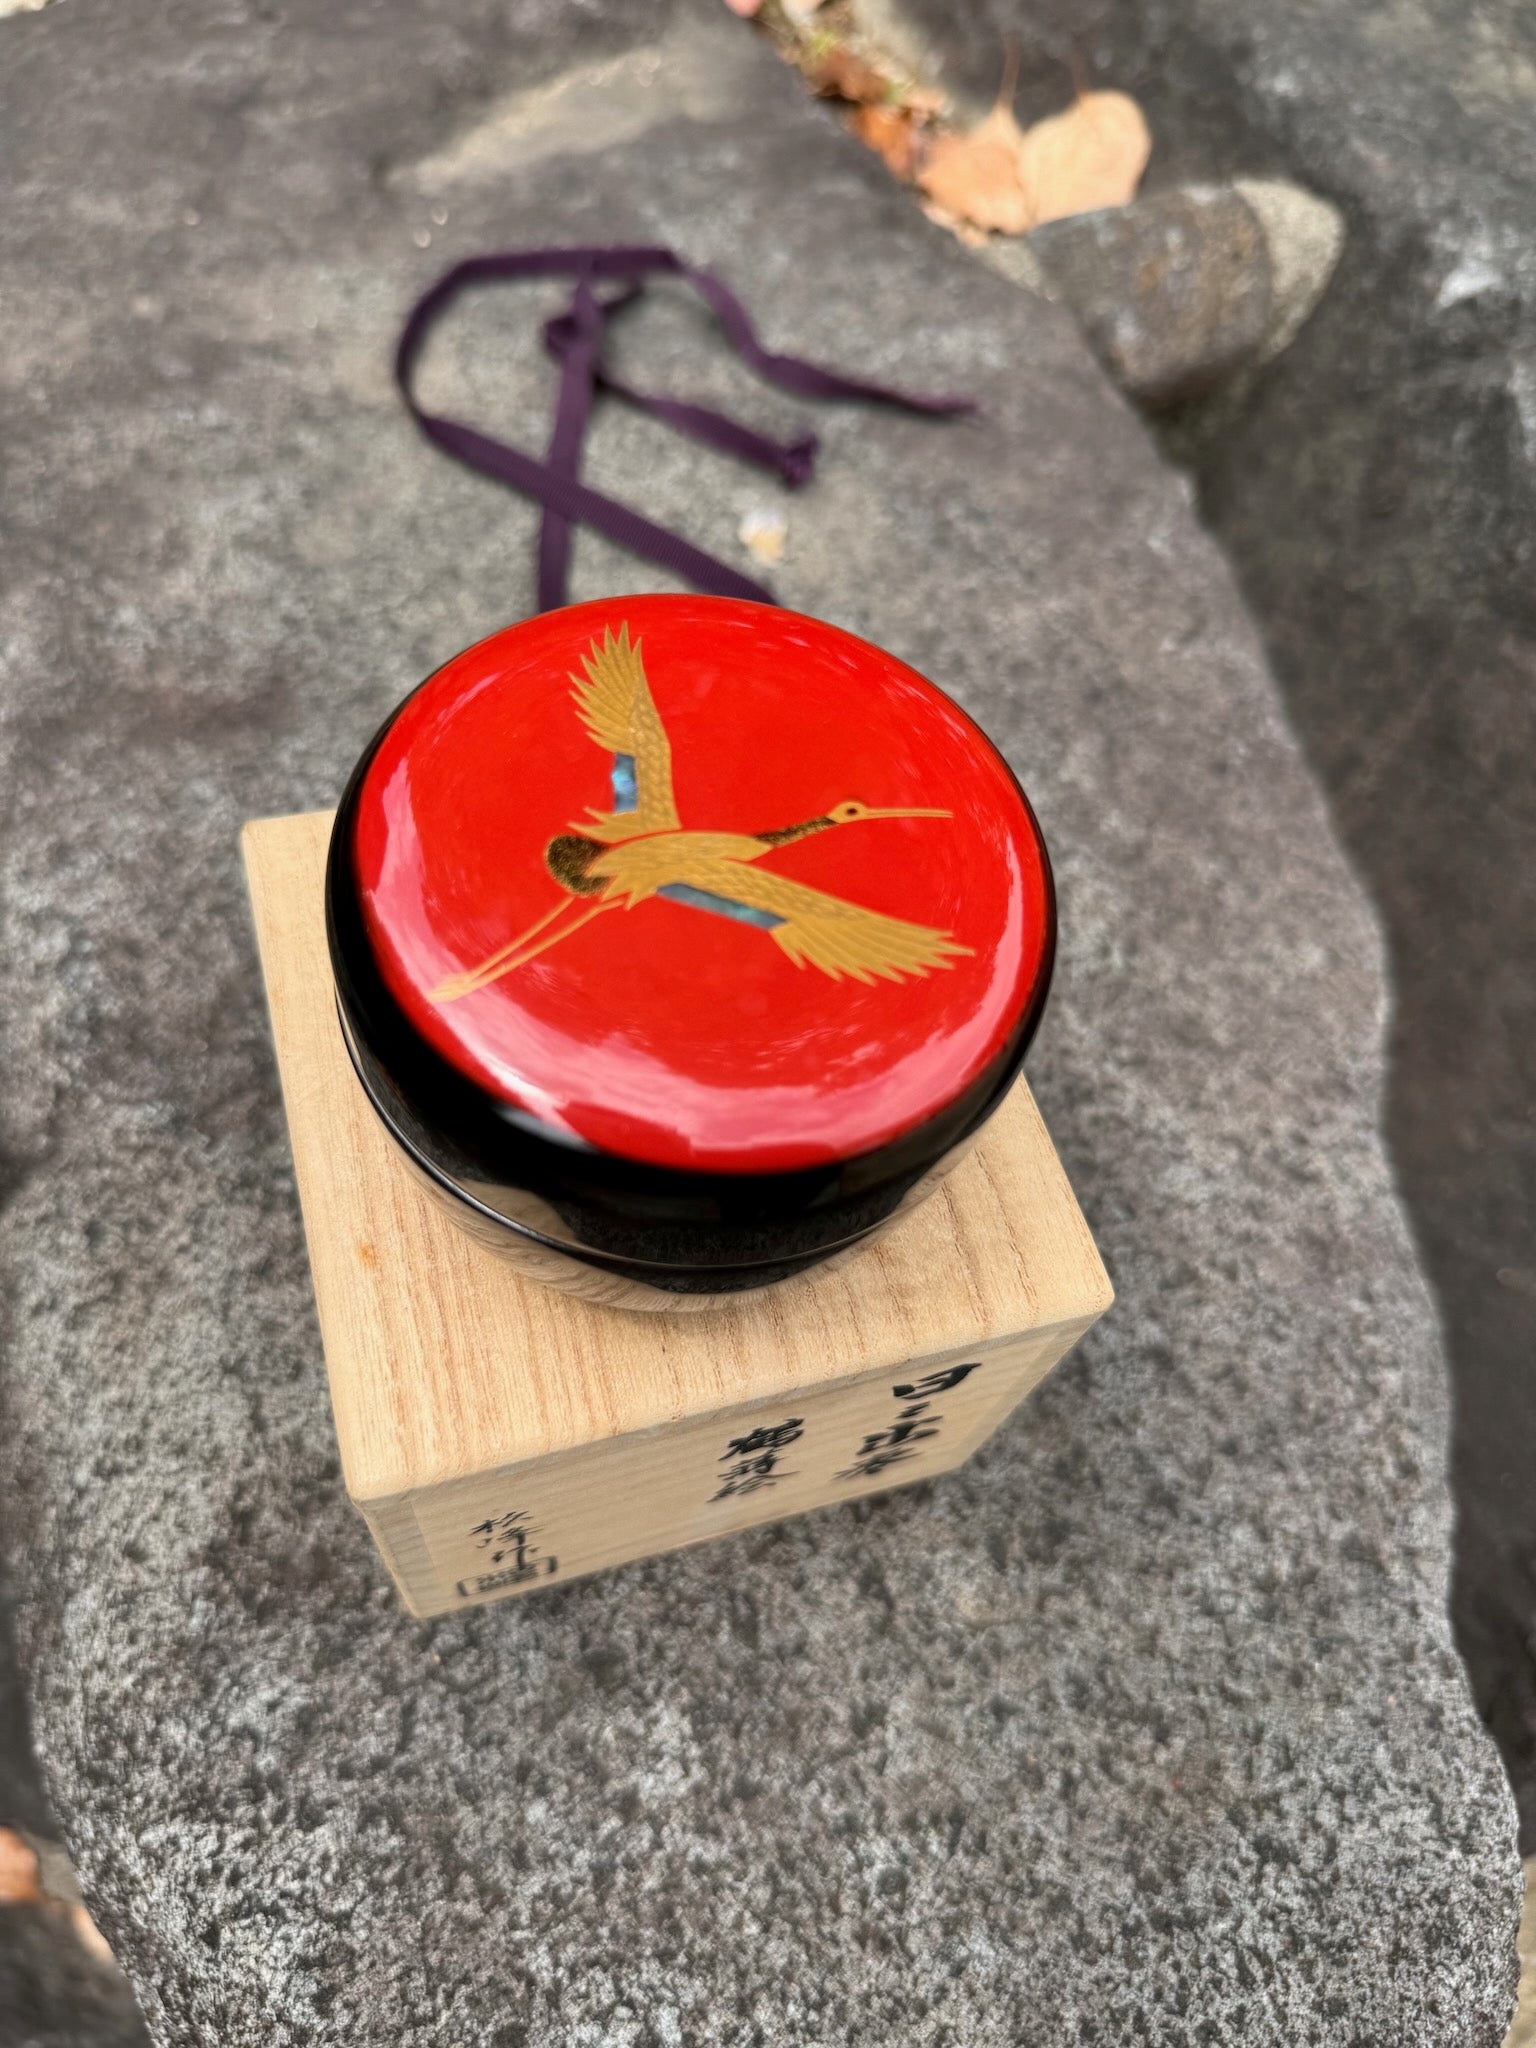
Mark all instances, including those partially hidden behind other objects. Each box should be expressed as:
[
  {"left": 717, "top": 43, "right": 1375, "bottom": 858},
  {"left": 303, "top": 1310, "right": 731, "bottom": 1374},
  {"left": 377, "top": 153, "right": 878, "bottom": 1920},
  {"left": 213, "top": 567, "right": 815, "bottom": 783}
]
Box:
[{"left": 430, "top": 625, "right": 971, "bottom": 1002}]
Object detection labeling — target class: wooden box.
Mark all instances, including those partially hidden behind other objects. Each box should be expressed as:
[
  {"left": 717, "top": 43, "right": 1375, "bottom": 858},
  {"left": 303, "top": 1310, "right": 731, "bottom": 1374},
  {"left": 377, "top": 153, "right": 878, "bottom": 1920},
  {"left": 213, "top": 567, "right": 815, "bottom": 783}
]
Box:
[{"left": 243, "top": 811, "right": 1113, "bottom": 1617}]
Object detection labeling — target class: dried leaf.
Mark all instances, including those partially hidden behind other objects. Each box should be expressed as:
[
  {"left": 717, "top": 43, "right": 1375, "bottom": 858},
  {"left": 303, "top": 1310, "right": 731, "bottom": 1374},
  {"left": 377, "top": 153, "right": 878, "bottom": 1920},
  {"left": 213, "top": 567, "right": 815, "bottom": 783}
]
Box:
[
  {"left": 805, "top": 42, "right": 892, "bottom": 105},
  {"left": 849, "top": 103, "right": 920, "bottom": 181},
  {"left": 70, "top": 1904, "right": 116, "bottom": 1964},
  {"left": 1018, "top": 89, "right": 1151, "bottom": 227},
  {"left": 913, "top": 44, "right": 1032, "bottom": 235},
  {"left": 916, "top": 115, "right": 1033, "bottom": 235},
  {"left": 0, "top": 1828, "right": 42, "bottom": 1907},
  {"left": 897, "top": 84, "right": 950, "bottom": 121}
]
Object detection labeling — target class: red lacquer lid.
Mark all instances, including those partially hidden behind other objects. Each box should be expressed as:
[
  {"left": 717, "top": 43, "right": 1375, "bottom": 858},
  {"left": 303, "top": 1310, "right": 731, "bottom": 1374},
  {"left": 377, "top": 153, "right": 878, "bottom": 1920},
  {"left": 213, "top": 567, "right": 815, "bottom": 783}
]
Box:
[{"left": 347, "top": 597, "right": 1051, "bottom": 1176}]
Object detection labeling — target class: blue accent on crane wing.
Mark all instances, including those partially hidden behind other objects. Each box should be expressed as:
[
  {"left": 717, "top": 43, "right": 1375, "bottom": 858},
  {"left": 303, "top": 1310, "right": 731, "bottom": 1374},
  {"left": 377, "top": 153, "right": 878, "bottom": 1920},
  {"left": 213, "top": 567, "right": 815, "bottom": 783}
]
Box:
[
  {"left": 611, "top": 753, "right": 637, "bottom": 813},
  {"left": 658, "top": 882, "right": 785, "bottom": 930}
]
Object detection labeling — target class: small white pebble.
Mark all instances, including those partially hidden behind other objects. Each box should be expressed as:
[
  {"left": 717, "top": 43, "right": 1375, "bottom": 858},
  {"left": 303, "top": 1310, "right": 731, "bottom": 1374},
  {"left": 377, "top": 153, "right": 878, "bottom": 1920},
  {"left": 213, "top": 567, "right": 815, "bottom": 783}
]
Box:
[
  {"left": 430, "top": 205, "right": 448, "bottom": 227},
  {"left": 183, "top": 209, "right": 200, "bottom": 227},
  {"left": 413, "top": 227, "right": 432, "bottom": 249},
  {"left": 739, "top": 508, "right": 787, "bottom": 565}
]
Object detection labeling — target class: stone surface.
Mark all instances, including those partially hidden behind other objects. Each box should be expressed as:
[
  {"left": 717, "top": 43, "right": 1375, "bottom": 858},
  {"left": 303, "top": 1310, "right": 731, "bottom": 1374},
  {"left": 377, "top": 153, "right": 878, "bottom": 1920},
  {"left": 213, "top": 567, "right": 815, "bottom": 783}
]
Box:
[
  {"left": 0, "top": 2, "right": 1518, "bottom": 2044},
  {"left": 1511, "top": 1866, "right": 1536, "bottom": 2048},
  {"left": 984, "top": 183, "right": 1262, "bottom": 400},
  {"left": 982, "top": 180, "right": 1341, "bottom": 401},
  {"left": 0, "top": 1900, "right": 147, "bottom": 2048},
  {"left": 1233, "top": 180, "right": 1345, "bottom": 363},
  {"left": 874, "top": 0, "right": 1536, "bottom": 1848},
  {"left": 2, "top": 1582, "right": 149, "bottom": 2044},
  {"left": 993, "top": 184, "right": 1271, "bottom": 399}
]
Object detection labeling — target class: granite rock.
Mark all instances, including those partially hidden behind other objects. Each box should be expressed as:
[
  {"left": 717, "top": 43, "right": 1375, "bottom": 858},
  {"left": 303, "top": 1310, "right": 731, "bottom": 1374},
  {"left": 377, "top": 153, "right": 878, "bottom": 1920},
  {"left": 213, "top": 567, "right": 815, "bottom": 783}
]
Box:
[
  {"left": 981, "top": 180, "right": 1341, "bottom": 402},
  {"left": 0, "top": 2, "right": 1518, "bottom": 2043},
  {"left": 873, "top": 0, "right": 1536, "bottom": 1845},
  {"left": 0, "top": 1900, "right": 147, "bottom": 2048}
]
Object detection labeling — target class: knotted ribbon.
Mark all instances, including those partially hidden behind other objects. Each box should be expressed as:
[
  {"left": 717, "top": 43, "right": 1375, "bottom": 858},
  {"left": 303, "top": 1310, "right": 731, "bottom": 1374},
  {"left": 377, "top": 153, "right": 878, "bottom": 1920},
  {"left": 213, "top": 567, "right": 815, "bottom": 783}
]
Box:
[{"left": 395, "top": 245, "right": 976, "bottom": 612}]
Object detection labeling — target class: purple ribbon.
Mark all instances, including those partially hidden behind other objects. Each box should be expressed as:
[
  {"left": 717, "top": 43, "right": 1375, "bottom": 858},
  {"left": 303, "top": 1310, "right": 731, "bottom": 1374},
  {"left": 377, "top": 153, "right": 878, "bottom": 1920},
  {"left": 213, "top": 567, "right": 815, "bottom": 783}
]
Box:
[{"left": 395, "top": 245, "right": 977, "bottom": 612}]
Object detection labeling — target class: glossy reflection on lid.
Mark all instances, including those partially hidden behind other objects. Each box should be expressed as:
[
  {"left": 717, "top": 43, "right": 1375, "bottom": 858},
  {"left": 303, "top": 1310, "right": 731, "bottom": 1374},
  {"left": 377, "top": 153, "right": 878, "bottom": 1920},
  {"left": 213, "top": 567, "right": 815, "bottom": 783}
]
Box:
[{"left": 351, "top": 597, "right": 1051, "bottom": 1175}]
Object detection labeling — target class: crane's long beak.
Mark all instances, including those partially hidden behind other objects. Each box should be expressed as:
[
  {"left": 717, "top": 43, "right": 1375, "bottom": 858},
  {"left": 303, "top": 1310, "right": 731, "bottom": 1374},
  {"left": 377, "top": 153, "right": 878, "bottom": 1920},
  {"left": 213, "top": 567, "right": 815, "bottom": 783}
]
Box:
[{"left": 863, "top": 806, "right": 952, "bottom": 819}]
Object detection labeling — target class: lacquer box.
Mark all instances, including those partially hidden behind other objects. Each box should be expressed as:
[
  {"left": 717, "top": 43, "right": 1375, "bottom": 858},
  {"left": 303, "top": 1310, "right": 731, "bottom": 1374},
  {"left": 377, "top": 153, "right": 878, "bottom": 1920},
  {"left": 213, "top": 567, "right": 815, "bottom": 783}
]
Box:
[{"left": 244, "top": 599, "right": 1111, "bottom": 1614}]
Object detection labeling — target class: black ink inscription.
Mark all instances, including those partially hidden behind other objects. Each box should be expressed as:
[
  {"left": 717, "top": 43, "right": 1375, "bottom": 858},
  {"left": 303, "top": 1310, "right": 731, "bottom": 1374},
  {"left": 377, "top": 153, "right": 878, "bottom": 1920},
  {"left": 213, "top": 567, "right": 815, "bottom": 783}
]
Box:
[
  {"left": 459, "top": 1507, "right": 559, "bottom": 1595},
  {"left": 711, "top": 1416, "right": 804, "bottom": 1502},
  {"left": 836, "top": 1362, "right": 981, "bottom": 1483},
  {"left": 457, "top": 1556, "right": 560, "bottom": 1598}
]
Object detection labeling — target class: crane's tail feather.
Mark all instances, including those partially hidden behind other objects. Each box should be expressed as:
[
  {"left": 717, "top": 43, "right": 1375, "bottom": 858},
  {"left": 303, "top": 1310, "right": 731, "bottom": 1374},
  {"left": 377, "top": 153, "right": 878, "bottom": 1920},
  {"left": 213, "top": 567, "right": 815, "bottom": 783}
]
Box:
[{"left": 430, "top": 899, "right": 619, "bottom": 1001}]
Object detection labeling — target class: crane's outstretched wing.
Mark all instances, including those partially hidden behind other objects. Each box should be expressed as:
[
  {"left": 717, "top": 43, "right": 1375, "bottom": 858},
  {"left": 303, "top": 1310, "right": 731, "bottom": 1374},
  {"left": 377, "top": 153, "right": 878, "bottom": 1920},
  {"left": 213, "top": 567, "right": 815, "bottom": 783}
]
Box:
[
  {"left": 568, "top": 624, "right": 681, "bottom": 841},
  {"left": 676, "top": 856, "right": 971, "bottom": 984}
]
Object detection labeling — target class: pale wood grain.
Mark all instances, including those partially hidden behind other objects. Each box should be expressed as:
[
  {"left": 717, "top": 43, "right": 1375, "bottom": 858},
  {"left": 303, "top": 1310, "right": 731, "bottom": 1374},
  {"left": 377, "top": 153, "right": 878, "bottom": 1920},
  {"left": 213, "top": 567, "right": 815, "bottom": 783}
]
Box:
[{"left": 244, "top": 811, "right": 1112, "bottom": 1613}]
